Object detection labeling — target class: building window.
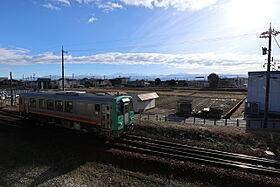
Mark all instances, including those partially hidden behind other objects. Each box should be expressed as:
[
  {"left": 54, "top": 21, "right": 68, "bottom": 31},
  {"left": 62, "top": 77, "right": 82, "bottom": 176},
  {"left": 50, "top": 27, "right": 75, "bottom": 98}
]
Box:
[
  {"left": 47, "top": 100, "right": 54, "bottom": 110},
  {"left": 65, "top": 101, "right": 73, "bottom": 113},
  {"left": 29, "top": 98, "right": 36, "bottom": 108},
  {"left": 38, "top": 99, "right": 45, "bottom": 109},
  {"left": 55, "top": 100, "right": 63, "bottom": 112}
]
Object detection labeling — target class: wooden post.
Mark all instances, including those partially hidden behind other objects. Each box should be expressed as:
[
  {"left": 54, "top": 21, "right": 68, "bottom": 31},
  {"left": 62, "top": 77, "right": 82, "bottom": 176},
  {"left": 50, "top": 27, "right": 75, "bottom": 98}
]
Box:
[
  {"left": 193, "top": 117, "right": 196, "bottom": 125},
  {"left": 225, "top": 119, "right": 227, "bottom": 126},
  {"left": 236, "top": 119, "right": 239, "bottom": 127},
  {"left": 10, "top": 72, "right": 13, "bottom": 106},
  {"left": 214, "top": 119, "right": 216, "bottom": 125}
]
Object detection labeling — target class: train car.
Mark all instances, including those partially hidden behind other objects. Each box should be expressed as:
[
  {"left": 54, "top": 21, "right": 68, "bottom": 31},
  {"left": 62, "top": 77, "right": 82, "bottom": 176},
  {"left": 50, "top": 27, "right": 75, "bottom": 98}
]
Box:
[{"left": 19, "top": 91, "right": 134, "bottom": 139}]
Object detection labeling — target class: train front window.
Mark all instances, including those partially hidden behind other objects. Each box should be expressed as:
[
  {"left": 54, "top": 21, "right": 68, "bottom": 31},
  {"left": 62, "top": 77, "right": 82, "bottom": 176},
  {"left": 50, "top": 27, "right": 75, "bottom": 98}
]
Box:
[
  {"left": 117, "top": 98, "right": 132, "bottom": 115},
  {"left": 124, "top": 104, "right": 129, "bottom": 113},
  {"left": 117, "top": 101, "right": 123, "bottom": 115}
]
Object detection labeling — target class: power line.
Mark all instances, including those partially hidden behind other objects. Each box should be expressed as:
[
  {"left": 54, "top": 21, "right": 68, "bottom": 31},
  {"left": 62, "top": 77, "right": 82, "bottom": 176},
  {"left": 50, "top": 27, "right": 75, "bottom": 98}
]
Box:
[
  {"left": 67, "top": 33, "right": 256, "bottom": 53},
  {"left": 273, "top": 36, "right": 280, "bottom": 49}
]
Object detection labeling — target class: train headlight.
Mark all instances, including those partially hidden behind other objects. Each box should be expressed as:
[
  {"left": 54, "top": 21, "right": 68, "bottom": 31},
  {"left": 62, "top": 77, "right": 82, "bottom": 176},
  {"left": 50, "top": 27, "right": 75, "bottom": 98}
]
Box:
[{"left": 118, "top": 122, "right": 122, "bottom": 126}]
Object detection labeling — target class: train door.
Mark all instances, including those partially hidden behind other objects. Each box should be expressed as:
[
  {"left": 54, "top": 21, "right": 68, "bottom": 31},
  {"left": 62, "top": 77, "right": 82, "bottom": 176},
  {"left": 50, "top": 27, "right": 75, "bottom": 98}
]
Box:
[
  {"left": 23, "top": 97, "right": 28, "bottom": 113},
  {"left": 19, "top": 97, "right": 28, "bottom": 113},
  {"left": 121, "top": 98, "right": 130, "bottom": 125},
  {"left": 101, "top": 104, "right": 111, "bottom": 129},
  {"left": 123, "top": 102, "right": 129, "bottom": 125}
]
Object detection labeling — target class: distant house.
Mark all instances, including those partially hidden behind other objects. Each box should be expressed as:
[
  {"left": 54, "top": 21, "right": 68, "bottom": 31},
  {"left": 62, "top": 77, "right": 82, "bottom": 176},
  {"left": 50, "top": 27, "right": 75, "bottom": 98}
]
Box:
[
  {"left": 0, "top": 79, "right": 24, "bottom": 89},
  {"left": 37, "top": 78, "right": 51, "bottom": 89},
  {"left": 127, "top": 80, "right": 150, "bottom": 87},
  {"left": 110, "top": 77, "right": 130, "bottom": 87},
  {"left": 58, "top": 78, "right": 79, "bottom": 89},
  {"left": 219, "top": 78, "right": 248, "bottom": 88},
  {"left": 128, "top": 92, "right": 159, "bottom": 113}
]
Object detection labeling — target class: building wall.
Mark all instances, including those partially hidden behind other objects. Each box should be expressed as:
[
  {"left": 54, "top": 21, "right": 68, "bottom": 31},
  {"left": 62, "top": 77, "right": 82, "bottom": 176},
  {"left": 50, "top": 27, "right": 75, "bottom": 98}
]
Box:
[{"left": 247, "top": 71, "right": 280, "bottom": 114}]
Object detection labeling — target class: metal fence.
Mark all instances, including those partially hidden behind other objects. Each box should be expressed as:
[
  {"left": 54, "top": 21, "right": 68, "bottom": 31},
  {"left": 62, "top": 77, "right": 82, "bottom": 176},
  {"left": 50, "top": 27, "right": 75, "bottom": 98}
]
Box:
[{"left": 136, "top": 113, "right": 246, "bottom": 127}]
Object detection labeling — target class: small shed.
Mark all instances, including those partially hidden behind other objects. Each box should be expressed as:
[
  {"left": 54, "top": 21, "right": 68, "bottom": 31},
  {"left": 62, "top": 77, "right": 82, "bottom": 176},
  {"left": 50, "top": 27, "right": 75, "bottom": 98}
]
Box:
[
  {"left": 176, "top": 100, "right": 192, "bottom": 117},
  {"left": 129, "top": 92, "right": 159, "bottom": 113}
]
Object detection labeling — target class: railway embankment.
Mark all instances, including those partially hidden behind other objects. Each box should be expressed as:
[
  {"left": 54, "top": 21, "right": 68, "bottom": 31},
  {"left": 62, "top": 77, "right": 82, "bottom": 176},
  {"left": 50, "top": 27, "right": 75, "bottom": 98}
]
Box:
[{"left": 0, "top": 110, "right": 280, "bottom": 186}]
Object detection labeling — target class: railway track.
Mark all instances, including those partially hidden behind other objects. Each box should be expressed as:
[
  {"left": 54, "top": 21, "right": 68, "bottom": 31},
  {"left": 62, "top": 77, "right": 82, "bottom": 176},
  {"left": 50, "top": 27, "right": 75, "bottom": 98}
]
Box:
[
  {"left": 115, "top": 135, "right": 280, "bottom": 177},
  {"left": 1, "top": 109, "right": 280, "bottom": 177},
  {"left": 0, "top": 109, "right": 24, "bottom": 128}
]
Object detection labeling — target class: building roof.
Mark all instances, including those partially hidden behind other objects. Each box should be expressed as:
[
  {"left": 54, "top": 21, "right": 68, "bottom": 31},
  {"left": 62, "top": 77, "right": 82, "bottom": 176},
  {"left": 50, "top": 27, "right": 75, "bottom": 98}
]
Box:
[
  {"left": 249, "top": 71, "right": 280, "bottom": 75},
  {"left": 137, "top": 92, "right": 159, "bottom": 101}
]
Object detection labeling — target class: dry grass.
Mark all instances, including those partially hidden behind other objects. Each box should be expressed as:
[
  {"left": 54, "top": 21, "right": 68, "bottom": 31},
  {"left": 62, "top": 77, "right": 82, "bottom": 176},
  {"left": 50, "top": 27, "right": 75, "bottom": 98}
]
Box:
[{"left": 133, "top": 120, "right": 280, "bottom": 159}]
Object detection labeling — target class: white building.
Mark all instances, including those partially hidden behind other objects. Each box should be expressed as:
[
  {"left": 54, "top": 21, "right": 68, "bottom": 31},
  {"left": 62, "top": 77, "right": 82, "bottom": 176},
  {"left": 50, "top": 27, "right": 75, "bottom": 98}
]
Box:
[
  {"left": 128, "top": 92, "right": 159, "bottom": 113},
  {"left": 245, "top": 71, "right": 280, "bottom": 128},
  {"left": 246, "top": 71, "right": 280, "bottom": 115}
]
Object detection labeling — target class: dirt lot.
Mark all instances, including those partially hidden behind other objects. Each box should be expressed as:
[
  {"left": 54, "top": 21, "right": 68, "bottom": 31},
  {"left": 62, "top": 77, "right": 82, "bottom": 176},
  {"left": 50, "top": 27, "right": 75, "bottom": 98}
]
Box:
[{"left": 74, "top": 88, "right": 247, "bottom": 117}]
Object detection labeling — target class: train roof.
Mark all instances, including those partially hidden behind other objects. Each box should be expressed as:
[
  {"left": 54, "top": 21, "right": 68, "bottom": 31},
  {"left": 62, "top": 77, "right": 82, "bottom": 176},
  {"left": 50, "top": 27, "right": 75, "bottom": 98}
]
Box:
[{"left": 19, "top": 91, "right": 130, "bottom": 102}]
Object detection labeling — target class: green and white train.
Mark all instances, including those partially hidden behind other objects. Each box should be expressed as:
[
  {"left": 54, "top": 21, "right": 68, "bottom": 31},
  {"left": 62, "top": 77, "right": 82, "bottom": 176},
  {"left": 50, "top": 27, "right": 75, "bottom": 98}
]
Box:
[{"left": 19, "top": 91, "right": 135, "bottom": 139}]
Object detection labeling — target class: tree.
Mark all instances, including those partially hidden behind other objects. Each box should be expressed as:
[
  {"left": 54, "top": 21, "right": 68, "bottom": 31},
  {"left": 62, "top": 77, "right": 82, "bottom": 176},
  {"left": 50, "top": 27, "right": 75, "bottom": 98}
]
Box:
[
  {"left": 169, "top": 79, "right": 177, "bottom": 86},
  {"left": 207, "top": 73, "right": 219, "bottom": 88},
  {"left": 155, "top": 78, "right": 161, "bottom": 86}
]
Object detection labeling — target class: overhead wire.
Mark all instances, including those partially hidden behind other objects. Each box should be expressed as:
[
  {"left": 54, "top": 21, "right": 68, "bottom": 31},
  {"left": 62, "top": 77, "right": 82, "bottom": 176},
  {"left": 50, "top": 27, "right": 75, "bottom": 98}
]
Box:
[
  {"left": 67, "top": 32, "right": 257, "bottom": 53},
  {"left": 273, "top": 36, "right": 280, "bottom": 49}
]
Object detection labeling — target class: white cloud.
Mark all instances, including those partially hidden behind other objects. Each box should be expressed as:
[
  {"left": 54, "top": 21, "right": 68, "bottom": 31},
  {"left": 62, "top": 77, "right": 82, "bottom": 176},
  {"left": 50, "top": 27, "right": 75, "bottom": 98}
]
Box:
[
  {"left": 119, "top": 0, "right": 219, "bottom": 11},
  {"left": 74, "top": 0, "right": 218, "bottom": 11},
  {"left": 88, "top": 16, "right": 98, "bottom": 23},
  {"left": 98, "top": 2, "right": 123, "bottom": 11},
  {"left": 76, "top": 0, "right": 97, "bottom": 3},
  {"left": 42, "top": 3, "right": 61, "bottom": 10},
  {"left": 0, "top": 48, "right": 266, "bottom": 74},
  {"left": 56, "top": 0, "right": 71, "bottom": 6}
]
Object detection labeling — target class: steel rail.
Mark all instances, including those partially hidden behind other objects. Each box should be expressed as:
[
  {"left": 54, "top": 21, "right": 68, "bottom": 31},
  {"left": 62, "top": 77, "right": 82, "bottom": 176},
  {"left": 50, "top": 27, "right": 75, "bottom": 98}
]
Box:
[
  {"left": 115, "top": 135, "right": 280, "bottom": 177},
  {"left": 124, "top": 135, "right": 280, "bottom": 167}
]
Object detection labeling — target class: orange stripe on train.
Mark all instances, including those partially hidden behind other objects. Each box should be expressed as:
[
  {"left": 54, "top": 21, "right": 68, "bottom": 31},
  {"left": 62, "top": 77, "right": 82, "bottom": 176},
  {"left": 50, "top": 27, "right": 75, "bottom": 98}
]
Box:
[{"left": 29, "top": 109, "right": 101, "bottom": 125}]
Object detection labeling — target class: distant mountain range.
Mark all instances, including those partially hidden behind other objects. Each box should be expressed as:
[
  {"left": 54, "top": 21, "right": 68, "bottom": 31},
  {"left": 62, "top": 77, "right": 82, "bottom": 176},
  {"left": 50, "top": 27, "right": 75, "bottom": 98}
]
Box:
[{"left": 40, "top": 73, "right": 248, "bottom": 81}]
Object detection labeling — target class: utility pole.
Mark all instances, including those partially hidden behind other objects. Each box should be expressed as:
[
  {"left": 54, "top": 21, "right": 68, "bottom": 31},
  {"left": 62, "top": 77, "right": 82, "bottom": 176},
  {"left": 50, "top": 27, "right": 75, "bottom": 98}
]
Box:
[
  {"left": 61, "top": 46, "right": 68, "bottom": 91},
  {"left": 260, "top": 23, "right": 280, "bottom": 128},
  {"left": 10, "top": 72, "right": 13, "bottom": 106}
]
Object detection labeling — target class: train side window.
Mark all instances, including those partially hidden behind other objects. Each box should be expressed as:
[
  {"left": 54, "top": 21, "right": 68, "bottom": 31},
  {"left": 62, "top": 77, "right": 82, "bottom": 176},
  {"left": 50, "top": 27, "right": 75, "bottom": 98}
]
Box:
[
  {"left": 29, "top": 98, "right": 36, "bottom": 108},
  {"left": 47, "top": 100, "right": 54, "bottom": 110},
  {"left": 55, "top": 100, "right": 63, "bottom": 112},
  {"left": 95, "top": 104, "right": 100, "bottom": 116},
  {"left": 65, "top": 101, "right": 73, "bottom": 113},
  {"left": 38, "top": 99, "right": 45, "bottom": 109}
]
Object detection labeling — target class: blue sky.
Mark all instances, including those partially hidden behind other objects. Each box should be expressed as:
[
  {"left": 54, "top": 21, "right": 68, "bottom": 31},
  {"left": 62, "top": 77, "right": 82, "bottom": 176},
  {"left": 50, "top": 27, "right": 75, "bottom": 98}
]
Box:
[{"left": 1, "top": 0, "right": 280, "bottom": 79}]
